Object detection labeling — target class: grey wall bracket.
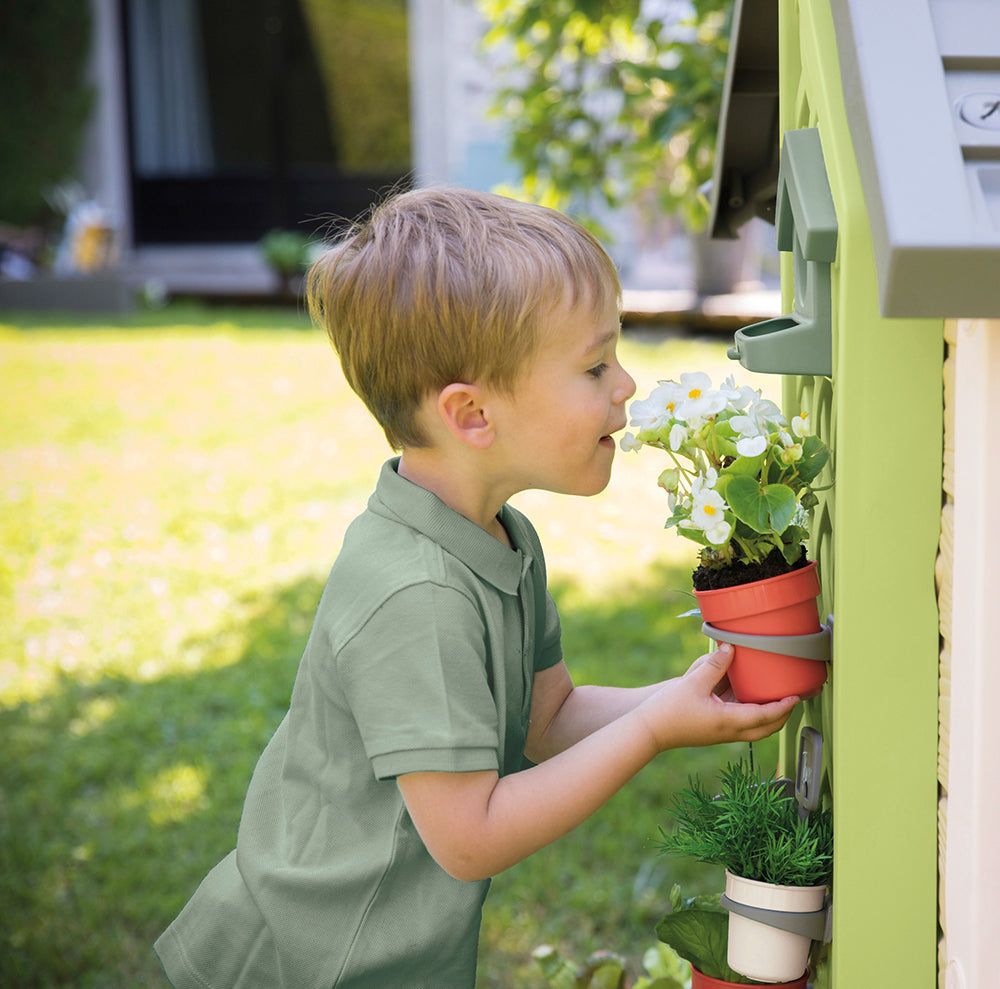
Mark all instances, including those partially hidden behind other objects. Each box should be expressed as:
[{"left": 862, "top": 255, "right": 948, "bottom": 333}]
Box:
[
  {"left": 728, "top": 127, "right": 838, "bottom": 377},
  {"left": 701, "top": 616, "right": 833, "bottom": 662},
  {"left": 720, "top": 892, "right": 832, "bottom": 943}
]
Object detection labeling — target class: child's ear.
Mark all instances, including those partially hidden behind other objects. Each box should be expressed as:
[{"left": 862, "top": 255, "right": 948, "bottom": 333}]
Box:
[{"left": 437, "top": 383, "right": 495, "bottom": 450}]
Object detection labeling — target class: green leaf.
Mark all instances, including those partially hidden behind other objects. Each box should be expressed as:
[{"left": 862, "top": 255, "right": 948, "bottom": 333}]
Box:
[
  {"left": 722, "top": 452, "right": 764, "bottom": 478},
  {"left": 725, "top": 476, "right": 796, "bottom": 535},
  {"left": 655, "top": 903, "right": 750, "bottom": 983},
  {"left": 763, "top": 484, "right": 796, "bottom": 533},
  {"left": 796, "top": 436, "right": 830, "bottom": 484},
  {"left": 676, "top": 525, "right": 709, "bottom": 546},
  {"left": 642, "top": 943, "right": 691, "bottom": 984},
  {"left": 723, "top": 475, "right": 769, "bottom": 532},
  {"left": 780, "top": 540, "right": 803, "bottom": 566}
]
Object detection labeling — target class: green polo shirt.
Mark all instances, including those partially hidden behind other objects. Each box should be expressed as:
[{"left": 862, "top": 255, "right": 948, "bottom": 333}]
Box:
[{"left": 155, "top": 459, "right": 563, "bottom": 989}]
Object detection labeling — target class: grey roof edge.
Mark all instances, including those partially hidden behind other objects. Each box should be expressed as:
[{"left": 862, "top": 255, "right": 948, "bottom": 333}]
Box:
[
  {"left": 831, "top": 0, "right": 1000, "bottom": 318},
  {"left": 707, "top": 0, "right": 780, "bottom": 241}
]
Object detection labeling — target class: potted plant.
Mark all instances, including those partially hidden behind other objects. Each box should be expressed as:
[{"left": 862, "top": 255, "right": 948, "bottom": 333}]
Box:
[
  {"left": 655, "top": 885, "right": 810, "bottom": 989},
  {"left": 620, "top": 372, "right": 831, "bottom": 703},
  {"left": 657, "top": 761, "right": 832, "bottom": 984}
]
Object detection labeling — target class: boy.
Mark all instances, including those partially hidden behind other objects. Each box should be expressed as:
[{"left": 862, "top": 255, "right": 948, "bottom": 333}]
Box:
[{"left": 154, "top": 188, "right": 796, "bottom": 988}]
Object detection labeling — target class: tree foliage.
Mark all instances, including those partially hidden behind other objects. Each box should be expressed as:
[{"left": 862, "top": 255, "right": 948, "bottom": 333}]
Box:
[{"left": 480, "top": 0, "right": 731, "bottom": 229}]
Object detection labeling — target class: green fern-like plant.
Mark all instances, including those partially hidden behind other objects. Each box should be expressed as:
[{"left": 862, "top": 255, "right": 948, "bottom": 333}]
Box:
[{"left": 658, "top": 760, "right": 833, "bottom": 889}]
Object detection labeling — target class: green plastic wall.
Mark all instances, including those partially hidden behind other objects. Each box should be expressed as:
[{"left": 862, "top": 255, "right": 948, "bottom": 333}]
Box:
[{"left": 776, "top": 2, "right": 943, "bottom": 986}]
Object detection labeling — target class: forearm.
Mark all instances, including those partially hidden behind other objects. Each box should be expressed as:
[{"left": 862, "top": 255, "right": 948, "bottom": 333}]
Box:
[
  {"left": 403, "top": 705, "right": 660, "bottom": 882},
  {"left": 527, "top": 681, "right": 666, "bottom": 763}
]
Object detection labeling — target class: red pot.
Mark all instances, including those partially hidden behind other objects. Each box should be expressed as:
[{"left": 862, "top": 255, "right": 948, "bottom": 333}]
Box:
[
  {"left": 690, "top": 963, "right": 809, "bottom": 988},
  {"left": 693, "top": 561, "right": 827, "bottom": 704}
]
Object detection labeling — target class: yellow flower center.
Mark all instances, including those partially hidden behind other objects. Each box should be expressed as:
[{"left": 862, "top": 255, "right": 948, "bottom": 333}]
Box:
[
  {"left": 688, "top": 388, "right": 701, "bottom": 400},
  {"left": 704, "top": 504, "right": 716, "bottom": 516}
]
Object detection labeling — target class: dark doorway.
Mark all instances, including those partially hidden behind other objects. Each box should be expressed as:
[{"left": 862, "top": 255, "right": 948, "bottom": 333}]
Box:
[{"left": 121, "top": 0, "right": 412, "bottom": 243}]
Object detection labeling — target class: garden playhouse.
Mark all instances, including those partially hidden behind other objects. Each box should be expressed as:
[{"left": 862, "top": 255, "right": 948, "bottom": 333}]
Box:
[{"left": 708, "top": 1, "right": 1000, "bottom": 986}]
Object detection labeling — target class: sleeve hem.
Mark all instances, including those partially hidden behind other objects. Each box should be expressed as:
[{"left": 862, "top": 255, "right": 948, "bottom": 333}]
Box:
[
  {"left": 536, "top": 644, "right": 563, "bottom": 671},
  {"left": 373, "top": 747, "right": 499, "bottom": 780}
]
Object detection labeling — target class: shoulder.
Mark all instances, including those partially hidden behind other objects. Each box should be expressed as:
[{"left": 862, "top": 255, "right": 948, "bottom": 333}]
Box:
[{"left": 314, "top": 509, "right": 484, "bottom": 649}]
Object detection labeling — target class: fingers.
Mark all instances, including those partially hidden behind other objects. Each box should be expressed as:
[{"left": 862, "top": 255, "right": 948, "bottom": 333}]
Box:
[{"left": 735, "top": 695, "right": 799, "bottom": 740}]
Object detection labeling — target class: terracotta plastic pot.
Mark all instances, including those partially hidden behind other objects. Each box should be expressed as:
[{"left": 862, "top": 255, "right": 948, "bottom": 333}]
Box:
[
  {"left": 724, "top": 870, "right": 826, "bottom": 984},
  {"left": 693, "top": 561, "right": 827, "bottom": 703},
  {"left": 689, "top": 963, "right": 809, "bottom": 988}
]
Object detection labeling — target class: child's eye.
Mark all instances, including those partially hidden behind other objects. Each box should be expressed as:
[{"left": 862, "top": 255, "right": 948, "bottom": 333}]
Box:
[{"left": 587, "top": 362, "right": 610, "bottom": 378}]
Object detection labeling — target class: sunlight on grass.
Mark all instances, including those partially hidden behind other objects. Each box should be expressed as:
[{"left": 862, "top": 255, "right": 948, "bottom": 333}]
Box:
[
  {"left": 142, "top": 764, "right": 211, "bottom": 826},
  {"left": 1, "top": 311, "right": 786, "bottom": 987}
]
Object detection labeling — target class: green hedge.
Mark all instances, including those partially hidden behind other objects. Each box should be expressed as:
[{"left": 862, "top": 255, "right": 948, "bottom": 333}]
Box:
[{"left": 0, "top": 0, "right": 94, "bottom": 226}]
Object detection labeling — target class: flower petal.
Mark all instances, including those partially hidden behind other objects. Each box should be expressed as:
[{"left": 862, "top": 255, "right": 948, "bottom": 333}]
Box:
[
  {"left": 705, "top": 519, "right": 733, "bottom": 545},
  {"left": 736, "top": 434, "right": 768, "bottom": 457}
]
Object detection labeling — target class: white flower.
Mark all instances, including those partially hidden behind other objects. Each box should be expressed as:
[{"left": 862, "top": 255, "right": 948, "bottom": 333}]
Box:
[
  {"left": 690, "top": 487, "right": 732, "bottom": 545},
  {"left": 690, "top": 467, "right": 719, "bottom": 497},
  {"left": 668, "top": 423, "right": 689, "bottom": 451},
  {"left": 720, "top": 374, "right": 757, "bottom": 411},
  {"left": 730, "top": 411, "right": 766, "bottom": 453},
  {"left": 620, "top": 432, "right": 643, "bottom": 452},
  {"left": 628, "top": 381, "right": 683, "bottom": 430},
  {"left": 790, "top": 502, "right": 811, "bottom": 528},
  {"left": 705, "top": 518, "right": 733, "bottom": 545},
  {"left": 792, "top": 412, "right": 812, "bottom": 438},
  {"left": 735, "top": 433, "right": 769, "bottom": 457},
  {"left": 731, "top": 396, "right": 785, "bottom": 457},
  {"left": 674, "top": 372, "right": 727, "bottom": 421},
  {"left": 750, "top": 397, "right": 785, "bottom": 427}
]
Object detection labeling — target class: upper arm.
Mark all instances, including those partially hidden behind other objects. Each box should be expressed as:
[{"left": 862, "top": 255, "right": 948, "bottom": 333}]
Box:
[
  {"left": 397, "top": 769, "right": 500, "bottom": 882},
  {"left": 524, "top": 660, "right": 574, "bottom": 764},
  {"left": 397, "top": 659, "right": 574, "bottom": 882}
]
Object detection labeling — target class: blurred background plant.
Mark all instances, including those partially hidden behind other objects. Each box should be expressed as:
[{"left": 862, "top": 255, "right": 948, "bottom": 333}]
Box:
[
  {"left": 480, "top": 0, "right": 731, "bottom": 233},
  {"left": 258, "top": 229, "right": 316, "bottom": 300}
]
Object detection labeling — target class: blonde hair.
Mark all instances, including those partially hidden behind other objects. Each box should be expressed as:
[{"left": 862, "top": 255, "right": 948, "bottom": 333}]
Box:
[{"left": 306, "top": 187, "right": 621, "bottom": 450}]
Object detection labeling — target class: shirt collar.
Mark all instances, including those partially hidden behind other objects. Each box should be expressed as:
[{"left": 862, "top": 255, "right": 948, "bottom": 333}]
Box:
[{"left": 368, "top": 458, "right": 531, "bottom": 595}]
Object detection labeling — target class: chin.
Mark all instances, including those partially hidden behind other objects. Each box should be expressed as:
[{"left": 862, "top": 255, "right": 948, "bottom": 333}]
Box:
[{"left": 573, "top": 468, "right": 614, "bottom": 497}]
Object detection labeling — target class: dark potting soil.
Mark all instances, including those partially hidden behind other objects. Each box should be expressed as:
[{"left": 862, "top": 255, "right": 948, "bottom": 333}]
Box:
[{"left": 691, "top": 546, "right": 809, "bottom": 592}]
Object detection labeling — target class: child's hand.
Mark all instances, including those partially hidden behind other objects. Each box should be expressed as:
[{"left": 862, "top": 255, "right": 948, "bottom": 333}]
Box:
[{"left": 637, "top": 643, "right": 798, "bottom": 751}]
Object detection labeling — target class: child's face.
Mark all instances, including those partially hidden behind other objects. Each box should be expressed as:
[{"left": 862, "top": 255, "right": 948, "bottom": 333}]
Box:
[{"left": 491, "top": 289, "right": 636, "bottom": 498}]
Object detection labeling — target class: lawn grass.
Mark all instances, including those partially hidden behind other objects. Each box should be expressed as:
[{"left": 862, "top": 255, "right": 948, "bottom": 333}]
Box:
[{"left": 0, "top": 306, "right": 785, "bottom": 988}]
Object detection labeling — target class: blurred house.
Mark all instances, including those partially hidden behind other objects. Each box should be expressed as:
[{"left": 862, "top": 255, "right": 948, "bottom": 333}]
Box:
[
  {"left": 67, "top": 0, "right": 773, "bottom": 311},
  {"left": 81, "top": 0, "right": 419, "bottom": 298}
]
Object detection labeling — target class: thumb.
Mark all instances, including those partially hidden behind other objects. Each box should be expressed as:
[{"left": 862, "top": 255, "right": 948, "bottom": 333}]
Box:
[{"left": 692, "top": 641, "right": 734, "bottom": 682}]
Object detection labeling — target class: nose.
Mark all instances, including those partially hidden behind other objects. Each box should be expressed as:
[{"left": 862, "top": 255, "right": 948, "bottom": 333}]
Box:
[{"left": 615, "top": 365, "right": 637, "bottom": 405}]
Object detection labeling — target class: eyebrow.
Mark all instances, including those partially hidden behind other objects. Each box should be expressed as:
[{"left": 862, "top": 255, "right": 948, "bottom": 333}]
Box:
[{"left": 584, "top": 328, "right": 620, "bottom": 354}]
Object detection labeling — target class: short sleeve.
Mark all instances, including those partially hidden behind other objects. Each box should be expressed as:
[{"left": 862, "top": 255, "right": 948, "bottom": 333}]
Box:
[
  {"left": 337, "top": 582, "right": 501, "bottom": 780},
  {"left": 536, "top": 586, "right": 563, "bottom": 672}
]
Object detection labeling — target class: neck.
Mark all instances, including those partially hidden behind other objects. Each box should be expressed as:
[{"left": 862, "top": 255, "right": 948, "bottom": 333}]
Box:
[{"left": 397, "top": 449, "right": 514, "bottom": 547}]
